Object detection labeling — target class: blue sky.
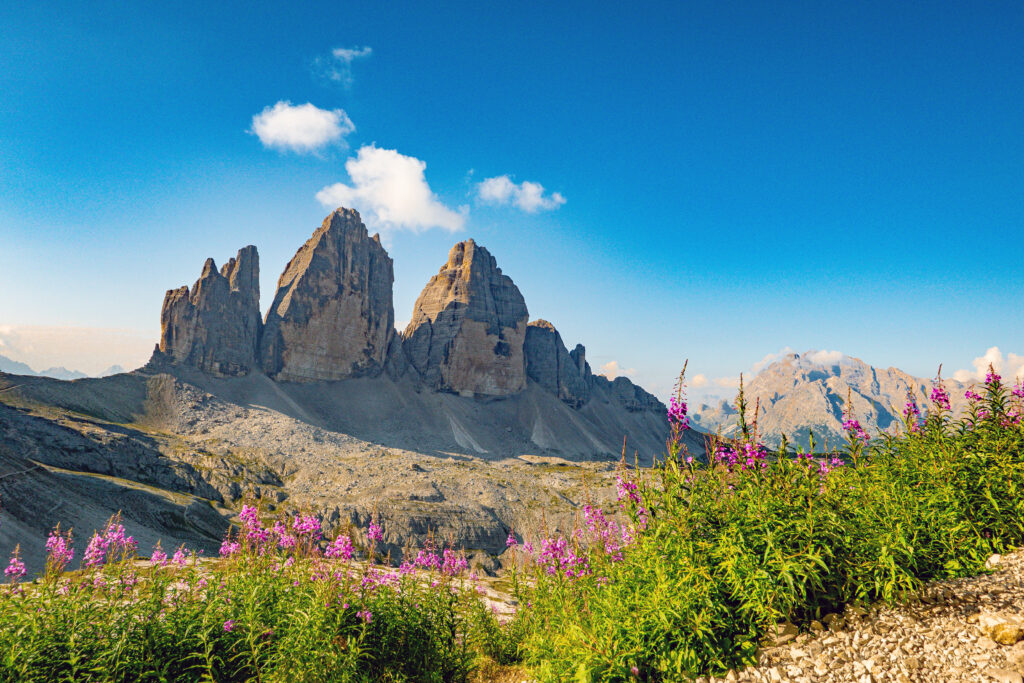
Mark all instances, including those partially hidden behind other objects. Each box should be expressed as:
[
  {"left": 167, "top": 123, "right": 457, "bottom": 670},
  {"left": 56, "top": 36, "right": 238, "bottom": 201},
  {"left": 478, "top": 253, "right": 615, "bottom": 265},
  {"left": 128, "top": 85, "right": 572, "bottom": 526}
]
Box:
[{"left": 1, "top": 1, "right": 1022, "bottom": 400}]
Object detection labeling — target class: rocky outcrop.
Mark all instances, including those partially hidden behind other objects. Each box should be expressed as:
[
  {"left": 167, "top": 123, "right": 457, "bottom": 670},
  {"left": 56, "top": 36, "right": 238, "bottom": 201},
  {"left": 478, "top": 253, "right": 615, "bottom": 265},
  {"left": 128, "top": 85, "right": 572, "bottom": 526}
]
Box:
[
  {"left": 260, "top": 208, "right": 394, "bottom": 382},
  {"left": 524, "top": 320, "right": 589, "bottom": 408},
  {"left": 402, "top": 240, "right": 528, "bottom": 396},
  {"left": 158, "top": 245, "right": 261, "bottom": 376},
  {"left": 592, "top": 374, "right": 665, "bottom": 413}
]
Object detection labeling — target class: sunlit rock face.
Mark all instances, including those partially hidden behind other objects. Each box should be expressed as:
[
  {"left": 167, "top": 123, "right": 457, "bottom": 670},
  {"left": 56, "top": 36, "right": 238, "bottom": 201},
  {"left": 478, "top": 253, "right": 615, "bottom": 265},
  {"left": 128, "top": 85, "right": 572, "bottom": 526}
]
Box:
[
  {"left": 260, "top": 208, "right": 394, "bottom": 382},
  {"left": 403, "top": 240, "right": 528, "bottom": 396}
]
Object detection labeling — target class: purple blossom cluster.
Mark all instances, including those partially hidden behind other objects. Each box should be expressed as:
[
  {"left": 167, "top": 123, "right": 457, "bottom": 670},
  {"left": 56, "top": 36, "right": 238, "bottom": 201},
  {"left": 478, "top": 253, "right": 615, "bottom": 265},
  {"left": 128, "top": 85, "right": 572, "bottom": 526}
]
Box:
[
  {"left": 150, "top": 541, "right": 168, "bottom": 566},
  {"left": 797, "top": 452, "right": 845, "bottom": 478},
  {"left": 713, "top": 441, "right": 769, "bottom": 471},
  {"left": 615, "top": 473, "right": 649, "bottom": 528},
  {"left": 223, "top": 506, "right": 325, "bottom": 557},
  {"left": 367, "top": 520, "right": 384, "bottom": 543},
  {"left": 4, "top": 547, "right": 26, "bottom": 581},
  {"left": 45, "top": 528, "right": 75, "bottom": 571},
  {"left": 667, "top": 395, "right": 689, "bottom": 431},
  {"left": 84, "top": 519, "right": 137, "bottom": 568},
  {"left": 842, "top": 417, "right": 870, "bottom": 444},
  {"left": 537, "top": 536, "right": 590, "bottom": 579},
  {"left": 903, "top": 394, "right": 922, "bottom": 433},
  {"left": 325, "top": 534, "right": 354, "bottom": 561},
  {"left": 930, "top": 379, "right": 951, "bottom": 411}
]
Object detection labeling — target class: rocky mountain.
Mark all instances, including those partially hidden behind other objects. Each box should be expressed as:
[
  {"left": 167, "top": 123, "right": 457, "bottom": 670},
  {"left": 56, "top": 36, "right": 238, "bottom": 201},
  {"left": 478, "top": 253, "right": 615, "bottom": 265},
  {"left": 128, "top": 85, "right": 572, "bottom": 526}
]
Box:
[
  {"left": 0, "top": 207, "right": 685, "bottom": 574},
  {"left": 692, "top": 351, "right": 970, "bottom": 450},
  {"left": 402, "top": 239, "right": 528, "bottom": 396},
  {"left": 158, "top": 245, "right": 261, "bottom": 376},
  {"left": 260, "top": 208, "right": 394, "bottom": 382}
]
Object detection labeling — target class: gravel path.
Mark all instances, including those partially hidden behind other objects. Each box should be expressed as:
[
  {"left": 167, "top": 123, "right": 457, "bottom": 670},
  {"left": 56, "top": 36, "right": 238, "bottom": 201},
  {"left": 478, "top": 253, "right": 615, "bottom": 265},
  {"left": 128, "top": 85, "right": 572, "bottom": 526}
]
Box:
[{"left": 703, "top": 550, "right": 1024, "bottom": 683}]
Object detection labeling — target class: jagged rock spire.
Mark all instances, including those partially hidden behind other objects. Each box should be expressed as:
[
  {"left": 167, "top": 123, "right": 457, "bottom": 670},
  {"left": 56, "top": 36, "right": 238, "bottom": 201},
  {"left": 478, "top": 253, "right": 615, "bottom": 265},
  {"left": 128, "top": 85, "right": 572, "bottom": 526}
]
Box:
[
  {"left": 158, "top": 245, "right": 261, "bottom": 376},
  {"left": 259, "top": 208, "right": 394, "bottom": 382},
  {"left": 403, "top": 239, "right": 528, "bottom": 396}
]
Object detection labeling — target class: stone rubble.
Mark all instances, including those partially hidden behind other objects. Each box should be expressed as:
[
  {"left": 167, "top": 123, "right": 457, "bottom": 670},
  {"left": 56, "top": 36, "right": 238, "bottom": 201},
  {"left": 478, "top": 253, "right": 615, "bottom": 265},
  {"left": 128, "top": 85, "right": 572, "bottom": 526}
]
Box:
[{"left": 698, "top": 549, "right": 1024, "bottom": 683}]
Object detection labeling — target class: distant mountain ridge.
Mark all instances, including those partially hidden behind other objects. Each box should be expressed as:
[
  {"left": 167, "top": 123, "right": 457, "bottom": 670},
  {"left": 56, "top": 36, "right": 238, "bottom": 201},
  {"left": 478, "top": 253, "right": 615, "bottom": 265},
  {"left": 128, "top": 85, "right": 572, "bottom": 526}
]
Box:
[
  {"left": 0, "top": 354, "right": 126, "bottom": 380},
  {"left": 692, "top": 351, "right": 970, "bottom": 450}
]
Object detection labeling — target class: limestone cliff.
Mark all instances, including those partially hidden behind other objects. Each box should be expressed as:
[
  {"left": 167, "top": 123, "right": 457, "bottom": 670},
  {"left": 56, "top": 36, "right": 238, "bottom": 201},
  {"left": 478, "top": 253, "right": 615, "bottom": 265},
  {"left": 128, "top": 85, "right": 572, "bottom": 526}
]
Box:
[
  {"left": 158, "top": 245, "right": 261, "bottom": 376},
  {"left": 524, "top": 320, "right": 589, "bottom": 407},
  {"left": 260, "top": 208, "right": 394, "bottom": 382},
  {"left": 402, "top": 240, "right": 528, "bottom": 396}
]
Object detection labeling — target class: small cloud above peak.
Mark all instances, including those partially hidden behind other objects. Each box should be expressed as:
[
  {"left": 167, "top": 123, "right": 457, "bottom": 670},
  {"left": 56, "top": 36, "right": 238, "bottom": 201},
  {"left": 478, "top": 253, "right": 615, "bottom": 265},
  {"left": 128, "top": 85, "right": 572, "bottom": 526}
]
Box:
[
  {"left": 600, "top": 360, "right": 635, "bottom": 379},
  {"left": 315, "top": 45, "right": 372, "bottom": 87},
  {"left": 316, "top": 145, "right": 466, "bottom": 235},
  {"left": 805, "top": 349, "right": 845, "bottom": 366},
  {"left": 477, "top": 175, "right": 565, "bottom": 213},
  {"left": 250, "top": 101, "right": 354, "bottom": 153}
]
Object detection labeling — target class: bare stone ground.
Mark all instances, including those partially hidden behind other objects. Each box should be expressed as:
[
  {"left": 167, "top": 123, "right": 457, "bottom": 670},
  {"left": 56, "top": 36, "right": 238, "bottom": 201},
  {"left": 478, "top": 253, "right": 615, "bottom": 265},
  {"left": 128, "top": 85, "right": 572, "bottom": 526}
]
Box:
[{"left": 708, "top": 549, "right": 1024, "bottom": 683}]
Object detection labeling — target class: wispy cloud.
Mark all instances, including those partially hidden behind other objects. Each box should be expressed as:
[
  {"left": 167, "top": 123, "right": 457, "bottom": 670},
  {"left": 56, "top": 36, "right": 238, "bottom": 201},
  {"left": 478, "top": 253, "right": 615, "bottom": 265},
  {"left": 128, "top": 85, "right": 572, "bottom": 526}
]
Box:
[
  {"left": 477, "top": 175, "right": 566, "bottom": 213},
  {"left": 599, "top": 360, "right": 635, "bottom": 379},
  {"left": 250, "top": 101, "right": 355, "bottom": 153},
  {"left": 953, "top": 346, "right": 1024, "bottom": 383},
  {"left": 751, "top": 347, "right": 796, "bottom": 373},
  {"left": 315, "top": 45, "right": 372, "bottom": 87},
  {"left": 316, "top": 145, "right": 466, "bottom": 234}
]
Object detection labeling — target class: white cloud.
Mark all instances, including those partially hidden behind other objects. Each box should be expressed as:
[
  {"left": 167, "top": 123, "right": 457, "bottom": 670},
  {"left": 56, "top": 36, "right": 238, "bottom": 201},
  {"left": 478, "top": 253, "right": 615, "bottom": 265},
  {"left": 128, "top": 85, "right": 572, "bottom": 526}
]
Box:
[
  {"left": 953, "top": 346, "right": 1024, "bottom": 383},
  {"left": 316, "top": 145, "right": 466, "bottom": 234},
  {"left": 715, "top": 376, "right": 741, "bottom": 389},
  {"left": 477, "top": 175, "right": 566, "bottom": 213},
  {"left": 250, "top": 101, "right": 355, "bottom": 153},
  {"left": 806, "top": 349, "right": 844, "bottom": 366},
  {"left": 752, "top": 347, "right": 795, "bottom": 373},
  {"left": 600, "top": 360, "right": 635, "bottom": 379},
  {"left": 0, "top": 325, "right": 153, "bottom": 376},
  {"left": 690, "top": 373, "right": 709, "bottom": 388},
  {"left": 314, "top": 45, "right": 372, "bottom": 87}
]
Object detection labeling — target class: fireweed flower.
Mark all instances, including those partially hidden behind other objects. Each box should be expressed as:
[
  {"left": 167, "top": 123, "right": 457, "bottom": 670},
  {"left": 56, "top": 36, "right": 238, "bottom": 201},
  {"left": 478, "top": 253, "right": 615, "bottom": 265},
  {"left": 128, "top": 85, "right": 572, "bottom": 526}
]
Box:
[
  {"left": 986, "top": 369, "right": 1002, "bottom": 386},
  {"left": 667, "top": 395, "right": 689, "bottom": 431},
  {"left": 506, "top": 532, "right": 517, "bottom": 548},
  {"left": 219, "top": 538, "right": 241, "bottom": 557},
  {"left": 45, "top": 528, "right": 75, "bottom": 571},
  {"left": 441, "top": 549, "right": 468, "bottom": 576},
  {"left": 903, "top": 393, "right": 922, "bottom": 432},
  {"left": 171, "top": 546, "right": 188, "bottom": 568},
  {"left": 965, "top": 388, "right": 983, "bottom": 403},
  {"left": 150, "top": 542, "right": 168, "bottom": 566},
  {"left": 325, "top": 534, "right": 354, "bottom": 561},
  {"left": 930, "top": 377, "right": 951, "bottom": 411},
  {"left": 223, "top": 620, "right": 237, "bottom": 632},
  {"left": 357, "top": 609, "right": 373, "bottom": 624},
  {"left": 291, "top": 514, "right": 322, "bottom": 540},
  {"left": 367, "top": 520, "right": 384, "bottom": 543},
  {"left": 5, "top": 547, "right": 26, "bottom": 581},
  {"left": 842, "top": 417, "right": 870, "bottom": 444}
]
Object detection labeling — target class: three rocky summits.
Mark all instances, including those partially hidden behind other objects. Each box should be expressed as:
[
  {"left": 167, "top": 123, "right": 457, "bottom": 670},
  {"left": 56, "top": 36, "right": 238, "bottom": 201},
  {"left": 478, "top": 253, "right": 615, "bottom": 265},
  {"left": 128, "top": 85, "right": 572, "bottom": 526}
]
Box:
[{"left": 153, "top": 207, "right": 662, "bottom": 414}]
